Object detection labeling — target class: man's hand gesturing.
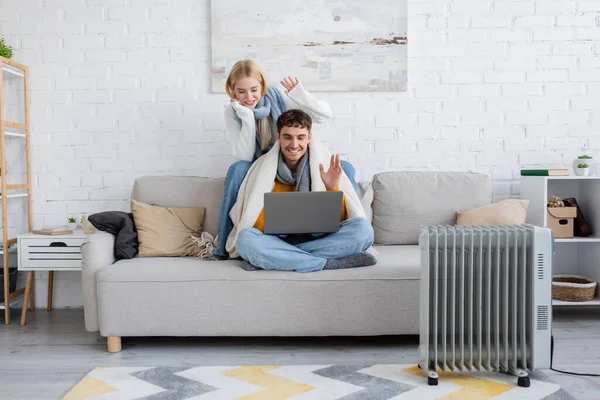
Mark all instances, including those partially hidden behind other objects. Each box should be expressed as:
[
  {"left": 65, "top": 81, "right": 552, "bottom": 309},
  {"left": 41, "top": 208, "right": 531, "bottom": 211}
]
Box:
[{"left": 319, "top": 154, "right": 342, "bottom": 191}]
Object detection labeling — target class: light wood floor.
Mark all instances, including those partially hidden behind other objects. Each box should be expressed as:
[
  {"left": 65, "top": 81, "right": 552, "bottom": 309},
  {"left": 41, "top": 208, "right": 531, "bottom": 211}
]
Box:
[{"left": 1, "top": 308, "right": 599, "bottom": 399}]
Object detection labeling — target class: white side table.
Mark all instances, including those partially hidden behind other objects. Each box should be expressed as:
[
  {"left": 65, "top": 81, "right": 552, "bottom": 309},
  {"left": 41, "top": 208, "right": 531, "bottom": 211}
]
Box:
[{"left": 17, "top": 230, "right": 87, "bottom": 325}]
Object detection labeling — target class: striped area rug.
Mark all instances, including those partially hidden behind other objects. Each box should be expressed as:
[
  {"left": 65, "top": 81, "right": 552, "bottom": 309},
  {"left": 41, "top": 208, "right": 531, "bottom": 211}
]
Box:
[{"left": 63, "top": 364, "right": 575, "bottom": 400}]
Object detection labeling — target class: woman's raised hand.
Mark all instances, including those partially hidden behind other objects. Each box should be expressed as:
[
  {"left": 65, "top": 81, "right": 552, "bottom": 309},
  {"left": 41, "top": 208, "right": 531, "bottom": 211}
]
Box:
[{"left": 281, "top": 76, "right": 299, "bottom": 94}]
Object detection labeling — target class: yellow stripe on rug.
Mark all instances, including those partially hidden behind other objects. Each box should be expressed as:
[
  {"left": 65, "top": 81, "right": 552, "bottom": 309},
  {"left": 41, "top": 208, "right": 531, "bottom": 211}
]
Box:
[
  {"left": 62, "top": 368, "right": 118, "bottom": 400},
  {"left": 403, "top": 366, "right": 514, "bottom": 399},
  {"left": 221, "top": 366, "right": 315, "bottom": 399}
]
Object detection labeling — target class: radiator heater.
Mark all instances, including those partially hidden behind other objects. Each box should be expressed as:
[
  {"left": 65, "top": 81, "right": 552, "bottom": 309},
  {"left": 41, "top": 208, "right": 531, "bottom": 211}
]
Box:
[{"left": 418, "top": 224, "right": 552, "bottom": 387}]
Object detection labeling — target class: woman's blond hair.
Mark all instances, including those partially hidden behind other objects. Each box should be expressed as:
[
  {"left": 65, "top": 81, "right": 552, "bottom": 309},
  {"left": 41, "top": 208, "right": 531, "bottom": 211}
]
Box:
[{"left": 225, "top": 59, "right": 272, "bottom": 151}]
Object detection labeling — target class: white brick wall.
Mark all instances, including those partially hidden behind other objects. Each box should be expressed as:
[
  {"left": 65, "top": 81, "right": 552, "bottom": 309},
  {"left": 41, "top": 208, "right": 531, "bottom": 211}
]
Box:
[{"left": 2, "top": 0, "right": 599, "bottom": 306}]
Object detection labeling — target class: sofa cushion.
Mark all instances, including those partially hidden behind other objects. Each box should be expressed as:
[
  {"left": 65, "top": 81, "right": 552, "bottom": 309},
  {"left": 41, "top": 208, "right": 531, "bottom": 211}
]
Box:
[
  {"left": 357, "top": 182, "right": 374, "bottom": 223},
  {"left": 456, "top": 199, "right": 529, "bottom": 226},
  {"left": 131, "top": 199, "right": 206, "bottom": 257},
  {"left": 98, "top": 245, "right": 420, "bottom": 283},
  {"left": 131, "top": 176, "right": 224, "bottom": 237},
  {"left": 371, "top": 172, "right": 492, "bottom": 245},
  {"left": 96, "top": 245, "right": 420, "bottom": 337}
]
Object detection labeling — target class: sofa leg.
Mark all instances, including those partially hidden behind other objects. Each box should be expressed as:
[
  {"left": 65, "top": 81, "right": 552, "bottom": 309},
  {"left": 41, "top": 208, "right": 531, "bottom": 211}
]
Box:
[{"left": 107, "top": 336, "right": 122, "bottom": 353}]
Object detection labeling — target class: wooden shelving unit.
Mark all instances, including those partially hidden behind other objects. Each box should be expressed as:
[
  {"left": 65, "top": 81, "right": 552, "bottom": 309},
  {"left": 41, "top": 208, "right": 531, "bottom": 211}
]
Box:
[
  {"left": 521, "top": 175, "right": 600, "bottom": 307},
  {"left": 0, "top": 56, "right": 33, "bottom": 324}
]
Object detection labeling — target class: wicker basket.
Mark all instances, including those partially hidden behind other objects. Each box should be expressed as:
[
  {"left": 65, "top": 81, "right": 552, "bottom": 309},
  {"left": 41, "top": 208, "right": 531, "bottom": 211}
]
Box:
[
  {"left": 0, "top": 268, "right": 18, "bottom": 294},
  {"left": 552, "top": 274, "right": 597, "bottom": 302}
]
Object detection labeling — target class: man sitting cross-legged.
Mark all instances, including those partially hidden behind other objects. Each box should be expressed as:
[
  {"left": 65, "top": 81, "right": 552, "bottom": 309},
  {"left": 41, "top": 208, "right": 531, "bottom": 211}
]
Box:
[{"left": 224, "top": 109, "right": 376, "bottom": 273}]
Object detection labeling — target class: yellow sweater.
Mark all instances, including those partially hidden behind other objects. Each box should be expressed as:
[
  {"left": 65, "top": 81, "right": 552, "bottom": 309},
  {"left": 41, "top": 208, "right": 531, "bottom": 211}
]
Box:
[{"left": 253, "top": 181, "right": 348, "bottom": 232}]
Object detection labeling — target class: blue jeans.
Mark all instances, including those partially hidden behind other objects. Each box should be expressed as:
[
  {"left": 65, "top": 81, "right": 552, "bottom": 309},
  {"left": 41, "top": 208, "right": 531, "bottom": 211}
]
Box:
[
  {"left": 213, "top": 159, "right": 359, "bottom": 258},
  {"left": 341, "top": 160, "right": 358, "bottom": 191},
  {"left": 214, "top": 160, "right": 252, "bottom": 257},
  {"left": 236, "top": 217, "right": 374, "bottom": 273}
]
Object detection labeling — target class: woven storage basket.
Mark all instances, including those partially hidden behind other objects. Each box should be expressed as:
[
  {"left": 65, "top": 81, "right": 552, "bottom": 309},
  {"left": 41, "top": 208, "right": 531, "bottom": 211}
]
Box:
[
  {"left": 552, "top": 274, "right": 597, "bottom": 302},
  {"left": 0, "top": 268, "right": 18, "bottom": 294}
]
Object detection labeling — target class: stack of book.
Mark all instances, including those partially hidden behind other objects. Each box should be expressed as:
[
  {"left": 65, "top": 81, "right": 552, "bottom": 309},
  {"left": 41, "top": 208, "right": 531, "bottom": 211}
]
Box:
[
  {"left": 520, "top": 169, "right": 569, "bottom": 176},
  {"left": 31, "top": 227, "right": 73, "bottom": 235}
]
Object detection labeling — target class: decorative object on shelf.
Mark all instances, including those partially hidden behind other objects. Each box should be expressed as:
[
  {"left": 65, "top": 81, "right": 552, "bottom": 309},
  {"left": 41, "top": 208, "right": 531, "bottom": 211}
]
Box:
[
  {"left": 576, "top": 163, "right": 590, "bottom": 176},
  {"left": 520, "top": 169, "right": 569, "bottom": 176},
  {"left": 562, "top": 197, "right": 591, "bottom": 237},
  {"left": 81, "top": 215, "right": 97, "bottom": 234},
  {"left": 573, "top": 154, "right": 593, "bottom": 174},
  {"left": 547, "top": 195, "right": 564, "bottom": 208},
  {"left": 546, "top": 196, "right": 577, "bottom": 238},
  {"left": 552, "top": 274, "right": 597, "bottom": 302},
  {"left": 67, "top": 216, "right": 77, "bottom": 231},
  {"left": 0, "top": 37, "right": 13, "bottom": 59}
]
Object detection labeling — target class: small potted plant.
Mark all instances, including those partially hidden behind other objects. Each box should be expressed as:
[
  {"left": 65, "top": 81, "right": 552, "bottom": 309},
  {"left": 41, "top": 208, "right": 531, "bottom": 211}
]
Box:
[
  {"left": 573, "top": 154, "right": 593, "bottom": 174},
  {"left": 0, "top": 36, "right": 13, "bottom": 59},
  {"left": 67, "top": 216, "right": 77, "bottom": 230},
  {"left": 576, "top": 163, "right": 590, "bottom": 176}
]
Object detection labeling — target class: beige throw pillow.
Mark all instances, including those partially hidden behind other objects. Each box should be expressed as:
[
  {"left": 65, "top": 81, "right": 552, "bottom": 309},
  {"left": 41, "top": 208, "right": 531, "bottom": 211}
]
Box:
[
  {"left": 456, "top": 199, "right": 529, "bottom": 226},
  {"left": 131, "top": 199, "right": 206, "bottom": 257}
]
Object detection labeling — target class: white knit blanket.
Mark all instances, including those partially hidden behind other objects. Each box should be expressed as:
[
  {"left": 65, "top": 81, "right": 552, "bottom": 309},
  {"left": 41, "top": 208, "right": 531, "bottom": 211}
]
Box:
[{"left": 225, "top": 141, "right": 366, "bottom": 258}]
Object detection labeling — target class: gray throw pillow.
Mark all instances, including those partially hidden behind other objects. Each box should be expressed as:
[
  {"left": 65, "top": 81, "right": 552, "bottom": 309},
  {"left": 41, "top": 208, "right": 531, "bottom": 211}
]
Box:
[{"left": 88, "top": 211, "right": 138, "bottom": 260}]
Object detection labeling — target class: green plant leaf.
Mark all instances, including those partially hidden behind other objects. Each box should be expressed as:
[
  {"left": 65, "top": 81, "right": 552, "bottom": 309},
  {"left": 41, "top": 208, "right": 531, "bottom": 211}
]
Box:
[{"left": 0, "top": 37, "right": 14, "bottom": 59}]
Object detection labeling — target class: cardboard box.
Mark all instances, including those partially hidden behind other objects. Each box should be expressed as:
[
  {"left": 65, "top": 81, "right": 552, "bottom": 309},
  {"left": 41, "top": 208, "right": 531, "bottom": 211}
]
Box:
[{"left": 547, "top": 207, "right": 577, "bottom": 238}]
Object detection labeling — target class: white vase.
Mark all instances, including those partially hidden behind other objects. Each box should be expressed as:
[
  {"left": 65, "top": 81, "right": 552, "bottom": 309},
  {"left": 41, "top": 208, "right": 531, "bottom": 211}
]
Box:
[
  {"left": 576, "top": 167, "right": 590, "bottom": 176},
  {"left": 67, "top": 222, "right": 76, "bottom": 231},
  {"left": 573, "top": 157, "right": 593, "bottom": 173}
]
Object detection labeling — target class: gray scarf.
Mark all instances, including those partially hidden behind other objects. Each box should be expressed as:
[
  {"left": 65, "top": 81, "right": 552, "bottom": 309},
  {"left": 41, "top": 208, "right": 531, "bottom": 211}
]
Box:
[{"left": 276, "top": 151, "right": 311, "bottom": 192}]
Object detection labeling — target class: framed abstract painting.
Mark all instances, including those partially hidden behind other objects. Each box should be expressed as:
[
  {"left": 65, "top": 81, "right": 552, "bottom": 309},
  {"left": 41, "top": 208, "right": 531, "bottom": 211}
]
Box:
[{"left": 210, "top": 0, "right": 408, "bottom": 92}]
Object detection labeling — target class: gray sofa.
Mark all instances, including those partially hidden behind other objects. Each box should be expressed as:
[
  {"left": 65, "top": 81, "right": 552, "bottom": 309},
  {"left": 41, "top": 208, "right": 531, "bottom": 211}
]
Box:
[{"left": 82, "top": 171, "right": 492, "bottom": 352}]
